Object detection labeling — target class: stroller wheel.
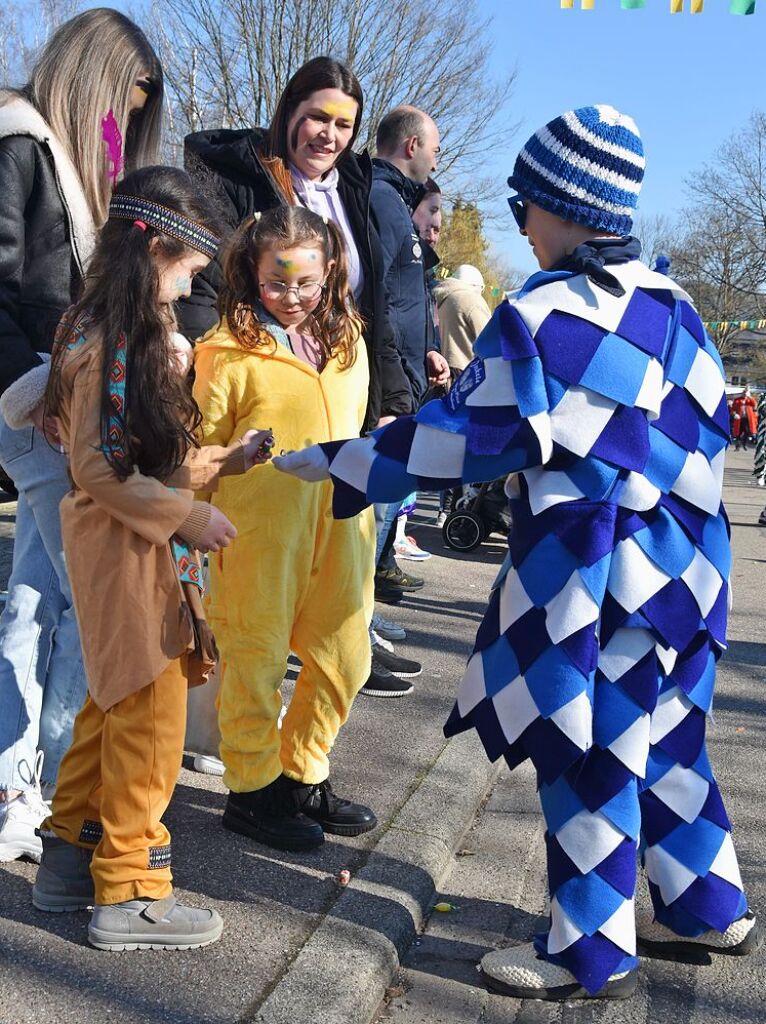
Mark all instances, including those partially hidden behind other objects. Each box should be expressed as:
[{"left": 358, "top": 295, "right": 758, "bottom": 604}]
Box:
[{"left": 443, "top": 510, "right": 485, "bottom": 552}]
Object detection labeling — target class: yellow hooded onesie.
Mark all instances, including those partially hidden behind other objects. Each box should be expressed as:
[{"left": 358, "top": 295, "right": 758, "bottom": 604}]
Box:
[{"left": 193, "top": 321, "right": 375, "bottom": 793}]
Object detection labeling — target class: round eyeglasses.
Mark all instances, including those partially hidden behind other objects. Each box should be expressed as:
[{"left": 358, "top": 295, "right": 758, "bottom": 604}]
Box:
[{"left": 259, "top": 281, "right": 323, "bottom": 302}]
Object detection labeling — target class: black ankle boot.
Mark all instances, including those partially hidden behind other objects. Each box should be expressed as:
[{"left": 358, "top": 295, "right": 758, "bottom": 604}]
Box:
[
  {"left": 300, "top": 779, "right": 378, "bottom": 837},
  {"left": 223, "top": 776, "right": 324, "bottom": 852}
]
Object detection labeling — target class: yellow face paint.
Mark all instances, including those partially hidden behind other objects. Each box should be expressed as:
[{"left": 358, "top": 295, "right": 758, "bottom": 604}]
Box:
[{"left": 321, "top": 101, "right": 356, "bottom": 123}]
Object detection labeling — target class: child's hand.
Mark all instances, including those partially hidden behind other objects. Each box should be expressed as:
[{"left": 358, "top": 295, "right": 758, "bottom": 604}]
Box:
[
  {"left": 240, "top": 429, "right": 276, "bottom": 469},
  {"left": 195, "top": 507, "right": 238, "bottom": 553}
]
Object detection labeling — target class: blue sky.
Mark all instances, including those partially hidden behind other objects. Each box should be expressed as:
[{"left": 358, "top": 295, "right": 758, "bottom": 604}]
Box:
[{"left": 482, "top": 0, "right": 765, "bottom": 274}]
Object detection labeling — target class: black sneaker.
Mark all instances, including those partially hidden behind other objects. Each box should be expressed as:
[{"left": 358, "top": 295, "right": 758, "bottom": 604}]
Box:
[
  {"left": 374, "top": 576, "right": 406, "bottom": 604},
  {"left": 371, "top": 644, "right": 422, "bottom": 678},
  {"left": 375, "top": 565, "right": 425, "bottom": 592},
  {"left": 360, "top": 657, "right": 414, "bottom": 697},
  {"left": 223, "top": 776, "right": 324, "bottom": 851},
  {"left": 301, "top": 780, "right": 378, "bottom": 837}
]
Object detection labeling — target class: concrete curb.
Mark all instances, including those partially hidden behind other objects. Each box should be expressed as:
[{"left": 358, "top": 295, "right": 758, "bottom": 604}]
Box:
[{"left": 251, "top": 731, "right": 503, "bottom": 1024}]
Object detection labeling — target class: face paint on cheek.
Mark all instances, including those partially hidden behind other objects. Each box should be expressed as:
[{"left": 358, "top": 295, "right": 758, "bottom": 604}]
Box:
[
  {"left": 290, "top": 115, "right": 309, "bottom": 155},
  {"left": 173, "top": 275, "right": 191, "bottom": 295}
]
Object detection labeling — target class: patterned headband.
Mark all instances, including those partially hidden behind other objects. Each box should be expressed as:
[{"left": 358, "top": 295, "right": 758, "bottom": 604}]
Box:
[{"left": 108, "top": 195, "right": 220, "bottom": 259}]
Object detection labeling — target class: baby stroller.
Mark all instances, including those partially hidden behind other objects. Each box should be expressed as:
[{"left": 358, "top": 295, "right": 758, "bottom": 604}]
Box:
[{"left": 442, "top": 477, "right": 512, "bottom": 552}]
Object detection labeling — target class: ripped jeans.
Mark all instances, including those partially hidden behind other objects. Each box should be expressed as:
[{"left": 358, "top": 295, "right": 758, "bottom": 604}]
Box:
[{"left": 0, "top": 416, "right": 86, "bottom": 793}]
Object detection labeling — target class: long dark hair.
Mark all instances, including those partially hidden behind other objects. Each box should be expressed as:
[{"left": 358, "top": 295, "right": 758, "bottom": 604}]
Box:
[
  {"left": 219, "top": 206, "right": 362, "bottom": 368},
  {"left": 266, "top": 57, "right": 364, "bottom": 165},
  {"left": 47, "top": 166, "right": 223, "bottom": 482}
]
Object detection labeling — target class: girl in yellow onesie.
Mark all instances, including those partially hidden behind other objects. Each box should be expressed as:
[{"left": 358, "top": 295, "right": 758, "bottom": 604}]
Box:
[{"left": 193, "top": 206, "right": 377, "bottom": 852}]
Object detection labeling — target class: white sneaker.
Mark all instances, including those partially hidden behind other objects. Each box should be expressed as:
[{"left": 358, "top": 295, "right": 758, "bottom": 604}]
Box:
[
  {"left": 637, "top": 909, "right": 761, "bottom": 956},
  {"left": 394, "top": 537, "right": 431, "bottom": 561},
  {"left": 435, "top": 511, "right": 448, "bottom": 529},
  {"left": 0, "top": 751, "right": 49, "bottom": 863},
  {"left": 370, "top": 629, "right": 394, "bottom": 653},
  {"left": 480, "top": 942, "right": 637, "bottom": 1001},
  {"left": 192, "top": 754, "right": 225, "bottom": 776},
  {"left": 370, "top": 613, "right": 406, "bottom": 642}
]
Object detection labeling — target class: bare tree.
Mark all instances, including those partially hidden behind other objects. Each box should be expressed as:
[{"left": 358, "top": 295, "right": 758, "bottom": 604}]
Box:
[
  {"left": 0, "top": 0, "right": 82, "bottom": 84},
  {"left": 633, "top": 212, "right": 679, "bottom": 271},
  {"left": 148, "top": 0, "right": 517, "bottom": 202},
  {"left": 670, "top": 205, "right": 766, "bottom": 359}
]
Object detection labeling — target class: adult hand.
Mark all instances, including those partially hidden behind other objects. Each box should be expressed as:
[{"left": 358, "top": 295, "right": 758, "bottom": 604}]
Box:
[
  {"left": 239, "top": 428, "right": 275, "bottom": 470},
  {"left": 426, "top": 350, "right": 451, "bottom": 387},
  {"left": 30, "top": 402, "right": 61, "bottom": 446},
  {"left": 195, "top": 506, "right": 238, "bottom": 553},
  {"left": 375, "top": 415, "right": 396, "bottom": 429},
  {"left": 272, "top": 446, "right": 330, "bottom": 482}
]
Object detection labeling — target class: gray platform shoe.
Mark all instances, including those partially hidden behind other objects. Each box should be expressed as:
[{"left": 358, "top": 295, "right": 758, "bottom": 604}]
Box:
[
  {"left": 88, "top": 894, "right": 223, "bottom": 951},
  {"left": 32, "top": 833, "right": 95, "bottom": 912}
]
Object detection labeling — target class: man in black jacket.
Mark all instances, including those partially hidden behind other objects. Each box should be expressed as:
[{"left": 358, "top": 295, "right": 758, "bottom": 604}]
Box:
[
  {"left": 178, "top": 126, "right": 412, "bottom": 433},
  {"left": 368, "top": 107, "right": 450, "bottom": 610},
  {"left": 370, "top": 106, "right": 450, "bottom": 406}
]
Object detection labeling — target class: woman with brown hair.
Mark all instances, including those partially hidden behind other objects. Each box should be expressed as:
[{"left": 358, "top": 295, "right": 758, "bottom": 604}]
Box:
[
  {"left": 0, "top": 8, "right": 164, "bottom": 862},
  {"left": 180, "top": 55, "right": 411, "bottom": 433}
]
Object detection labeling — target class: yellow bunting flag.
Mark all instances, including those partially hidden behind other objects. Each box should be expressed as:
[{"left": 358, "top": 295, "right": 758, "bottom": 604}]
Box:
[
  {"left": 671, "top": 0, "right": 683, "bottom": 11},
  {"left": 692, "top": 0, "right": 704, "bottom": 11},
  {"left": 561, "top": 0, "right": 574, "bottom": 8},
  {"left": 582, "top": 0, "right": 595, "bottom": 8}
]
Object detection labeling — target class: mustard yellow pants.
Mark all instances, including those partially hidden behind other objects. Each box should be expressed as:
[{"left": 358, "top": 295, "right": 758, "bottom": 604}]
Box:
[
  {"left": 210, "top": 506, "right": 375, "bottom": 793},
  {"left": 47, "top": 658, "right": 187, "bottom": 905}
]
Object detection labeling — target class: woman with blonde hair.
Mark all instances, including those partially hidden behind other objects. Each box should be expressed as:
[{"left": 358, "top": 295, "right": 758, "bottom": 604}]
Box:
[{"left": 0, "top": 8, "right": 164, "bottom": 863}]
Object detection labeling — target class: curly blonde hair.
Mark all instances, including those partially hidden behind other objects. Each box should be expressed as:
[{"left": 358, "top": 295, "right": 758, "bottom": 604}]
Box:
[{"left": 218, "top": 206, "right": 362, "bottom": 368}]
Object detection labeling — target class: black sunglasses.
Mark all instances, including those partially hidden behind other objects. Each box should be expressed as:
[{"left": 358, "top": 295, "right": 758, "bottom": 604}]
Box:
[{"left": 507, "top": 194, "right": 527, "bottom": 232}]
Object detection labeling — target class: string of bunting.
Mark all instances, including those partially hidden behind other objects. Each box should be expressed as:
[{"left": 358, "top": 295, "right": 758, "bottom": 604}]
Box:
[
  {"left": 561, "top": 1, "right": 756, "bottom": 12},
  {"left": 703, "top": 318, "right": 766, "bottom": 331}
]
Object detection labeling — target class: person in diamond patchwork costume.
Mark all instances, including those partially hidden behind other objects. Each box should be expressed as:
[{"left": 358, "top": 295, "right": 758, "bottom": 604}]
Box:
[{"left": 274, "top": 105, "right": 761, "bottom": 1000}]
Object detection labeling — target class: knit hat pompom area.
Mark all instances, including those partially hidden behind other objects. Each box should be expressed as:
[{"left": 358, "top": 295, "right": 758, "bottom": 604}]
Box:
[{"left": 508, "top": 104, "right": 645, "bottom": 235}]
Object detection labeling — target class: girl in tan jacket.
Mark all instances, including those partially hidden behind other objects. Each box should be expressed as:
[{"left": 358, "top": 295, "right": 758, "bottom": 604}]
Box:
[{"left": 32, "top": 167, "right": 273, "bottom": 951}]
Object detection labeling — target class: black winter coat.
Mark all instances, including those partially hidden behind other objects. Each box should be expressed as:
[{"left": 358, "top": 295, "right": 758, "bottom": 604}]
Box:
[
  {"left": 0, "top": 134, "right": 83, "bottom": 396},
  {"left": 179, "top": 127, "right": 413, "bottom": 429}
]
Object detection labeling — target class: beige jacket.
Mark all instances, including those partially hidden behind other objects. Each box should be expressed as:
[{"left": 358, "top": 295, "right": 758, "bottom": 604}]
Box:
[
  {"left": 433, "top": 278, "right": 492, "bottom": 372},
  {"left": 57, "top": 336, "right": 244, "bottom": 711}
]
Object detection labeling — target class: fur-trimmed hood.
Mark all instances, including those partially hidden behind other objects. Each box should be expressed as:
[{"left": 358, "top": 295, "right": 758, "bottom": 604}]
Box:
[{"left": 0, "top": 93, "right": 96, "bottom": 271}]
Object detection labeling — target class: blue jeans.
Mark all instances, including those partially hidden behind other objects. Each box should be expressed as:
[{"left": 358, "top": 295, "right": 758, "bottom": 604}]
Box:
[
  {"left": 373, "top": 501, "right": 401, "bottom": 568},
  {"left": 0, "top": 418, "right": 86, "bottom": 792}
]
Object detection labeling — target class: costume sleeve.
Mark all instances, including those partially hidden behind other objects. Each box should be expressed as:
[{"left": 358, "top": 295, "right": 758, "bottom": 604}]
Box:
[
  {"left": 166, "top": 441, "right": 245, "bottom": 492},
  {"left": 66, "top": 359, "right": 195, "bottom": 545},
  {"left": 192, "top": 348, "right": 238, "bottom": 448},
  {"left": 275, "top": 301, "right": 554, "bottom": 518}
]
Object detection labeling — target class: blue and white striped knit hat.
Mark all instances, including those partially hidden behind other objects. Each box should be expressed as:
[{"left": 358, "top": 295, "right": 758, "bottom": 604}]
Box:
[{"left": 508, "top": 105, "right": 645, "bottom": 235}]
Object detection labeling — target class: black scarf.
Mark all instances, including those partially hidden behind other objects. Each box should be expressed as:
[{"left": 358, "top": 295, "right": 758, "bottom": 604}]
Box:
[{"left": 551, "top": 235, "right": 642, "bottom": 297}]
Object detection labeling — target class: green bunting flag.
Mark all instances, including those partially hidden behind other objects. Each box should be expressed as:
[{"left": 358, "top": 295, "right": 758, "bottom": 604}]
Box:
[{"left": 704, "top": 319, "right": 766, "bottom": 331}]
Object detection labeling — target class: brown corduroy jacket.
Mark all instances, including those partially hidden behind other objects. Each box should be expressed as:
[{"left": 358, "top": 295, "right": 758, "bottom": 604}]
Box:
[{"left": 57, "top": 335, "right": 245, "bottom": 711}]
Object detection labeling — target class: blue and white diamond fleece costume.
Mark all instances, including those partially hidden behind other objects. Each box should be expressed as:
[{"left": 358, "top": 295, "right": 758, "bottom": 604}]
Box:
[{"left": 276, "top": 254, "right": 748, "bottom": 994}]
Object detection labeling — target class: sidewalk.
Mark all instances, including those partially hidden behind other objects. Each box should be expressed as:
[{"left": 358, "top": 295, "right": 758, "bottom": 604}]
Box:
[
  {"left": 0, "top": 496, "right": 506, "bottom": 1024},
  {"left": 375, "top": 450, "right": 766, "bottom": 1024}
]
